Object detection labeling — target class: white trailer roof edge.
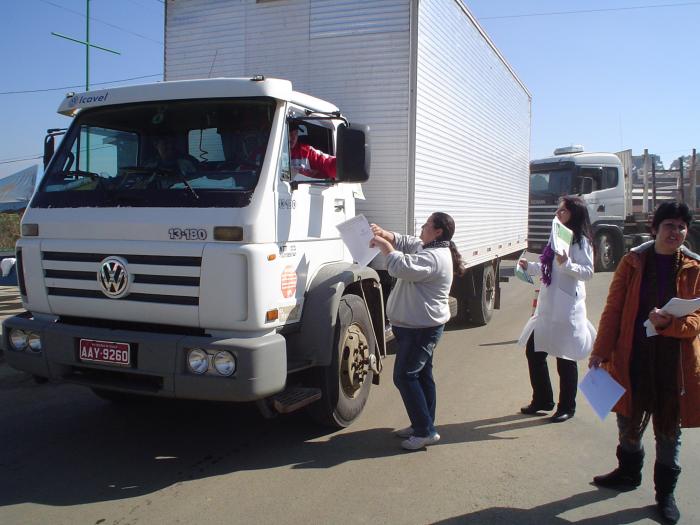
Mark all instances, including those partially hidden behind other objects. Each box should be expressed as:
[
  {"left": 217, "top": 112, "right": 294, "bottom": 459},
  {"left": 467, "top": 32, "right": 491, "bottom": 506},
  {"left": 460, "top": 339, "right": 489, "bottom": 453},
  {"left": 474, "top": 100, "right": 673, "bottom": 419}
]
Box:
[{"left": 454, "top": 0, "right": 531, "bottom": 100}]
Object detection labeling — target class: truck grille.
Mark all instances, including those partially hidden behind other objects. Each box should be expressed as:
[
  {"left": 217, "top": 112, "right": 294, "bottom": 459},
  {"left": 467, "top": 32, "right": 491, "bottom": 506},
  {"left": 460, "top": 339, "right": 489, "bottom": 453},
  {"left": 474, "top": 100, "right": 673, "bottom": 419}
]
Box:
[
  {"left": 42, "top": 251, "right": 201, "bottom": 306},
  {"left": 528, "top": 204, "right": 556, "bottom": 251}
]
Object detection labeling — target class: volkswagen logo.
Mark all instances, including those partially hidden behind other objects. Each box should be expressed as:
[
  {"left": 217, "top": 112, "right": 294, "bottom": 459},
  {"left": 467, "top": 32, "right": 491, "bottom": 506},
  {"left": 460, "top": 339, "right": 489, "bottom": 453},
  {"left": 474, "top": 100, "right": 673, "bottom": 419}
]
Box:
[{"left": 97, "top": 257, "right": 130, "bottom": 298}]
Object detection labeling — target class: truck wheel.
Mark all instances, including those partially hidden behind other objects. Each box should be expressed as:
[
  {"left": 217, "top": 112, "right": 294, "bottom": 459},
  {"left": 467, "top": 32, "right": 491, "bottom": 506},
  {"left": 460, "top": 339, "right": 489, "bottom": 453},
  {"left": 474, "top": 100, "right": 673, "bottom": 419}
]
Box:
[
  {"left": 308, "top": 294, "right": 374, "bottom": 428},
  {"left": 467, "top": 263, "right": 495, "bottom": 326},
  {"left": 595, "top": 232, "right": 619, "bottom": 272}
]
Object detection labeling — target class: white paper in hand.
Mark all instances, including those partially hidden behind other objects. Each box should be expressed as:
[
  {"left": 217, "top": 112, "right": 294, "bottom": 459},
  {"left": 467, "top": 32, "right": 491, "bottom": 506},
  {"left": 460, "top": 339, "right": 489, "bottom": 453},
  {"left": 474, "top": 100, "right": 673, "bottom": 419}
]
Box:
[
  {"left": 336, "top": 214, "right": 380, "bottom": 267},
  {"left": 551, "top": 216, "right": 573, "bottom": 256},
  {"left": 579, "top": 367, "right": 625, "bottom": 421},
  {"left": 643, "top": 296, "right": 700, "bottom": 337}
]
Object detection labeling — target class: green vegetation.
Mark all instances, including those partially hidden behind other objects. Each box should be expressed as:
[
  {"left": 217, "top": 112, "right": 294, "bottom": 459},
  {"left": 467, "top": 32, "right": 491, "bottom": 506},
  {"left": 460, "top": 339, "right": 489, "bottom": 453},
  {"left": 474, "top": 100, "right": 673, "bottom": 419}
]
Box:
[{"left": 0, "top": 213, "right": 21, "bottom": 253}]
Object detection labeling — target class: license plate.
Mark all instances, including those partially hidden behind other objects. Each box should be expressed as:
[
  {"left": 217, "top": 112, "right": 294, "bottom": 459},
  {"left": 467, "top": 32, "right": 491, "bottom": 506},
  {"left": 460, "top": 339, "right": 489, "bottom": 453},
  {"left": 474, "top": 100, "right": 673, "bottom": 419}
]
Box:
[{"left": 79, "top": 338, "right": 131, "bottom": 366}]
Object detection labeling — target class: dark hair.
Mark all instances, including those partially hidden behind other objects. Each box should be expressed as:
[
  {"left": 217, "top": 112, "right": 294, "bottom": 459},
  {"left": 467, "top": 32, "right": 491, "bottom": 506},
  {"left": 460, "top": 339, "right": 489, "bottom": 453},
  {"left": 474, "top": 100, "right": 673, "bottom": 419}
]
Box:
[
  {"left": 560, "top": 196, "right": 593, "bottom": 247},
  {"left": 431, "top": 212, "right": 465, "bottom": 276},
  {"left": 651, "top": 201, "right": 692, "bottom": 237}
]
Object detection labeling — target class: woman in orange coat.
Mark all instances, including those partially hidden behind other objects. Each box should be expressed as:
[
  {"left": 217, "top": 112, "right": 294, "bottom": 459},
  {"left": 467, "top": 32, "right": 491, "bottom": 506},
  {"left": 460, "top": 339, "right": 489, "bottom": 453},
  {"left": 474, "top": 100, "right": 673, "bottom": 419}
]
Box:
[{"left": 589, "top": 201, "right": 700, "bottom": 525}]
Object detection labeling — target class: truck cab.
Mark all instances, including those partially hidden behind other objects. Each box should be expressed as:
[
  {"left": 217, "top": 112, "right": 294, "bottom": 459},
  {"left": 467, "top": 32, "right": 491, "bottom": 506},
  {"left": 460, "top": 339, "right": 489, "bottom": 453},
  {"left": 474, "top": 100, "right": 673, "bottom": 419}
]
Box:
[
  {"left": 528, "top": 146, "right": 625, "bottom": 270},
  {"left": 3, "top": 77, "right": 382, "bottom": 427}
]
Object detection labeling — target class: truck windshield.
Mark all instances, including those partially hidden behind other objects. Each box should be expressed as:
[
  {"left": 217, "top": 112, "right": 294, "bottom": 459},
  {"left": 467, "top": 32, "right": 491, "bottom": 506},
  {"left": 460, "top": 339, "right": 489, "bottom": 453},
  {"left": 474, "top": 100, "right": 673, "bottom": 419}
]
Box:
[
  {"left": 33, "top": 98, "right": 275, "bottom": 208},
  {"left": 530, "top": 168, "right": 576, "bottom": 197}
]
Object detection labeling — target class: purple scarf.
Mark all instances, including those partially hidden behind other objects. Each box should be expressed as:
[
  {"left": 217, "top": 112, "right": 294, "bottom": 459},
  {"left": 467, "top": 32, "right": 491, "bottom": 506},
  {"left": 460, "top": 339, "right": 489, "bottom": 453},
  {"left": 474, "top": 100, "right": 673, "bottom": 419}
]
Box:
[{"left": 540, "top": 242, "right": 555, "bottom": 286}]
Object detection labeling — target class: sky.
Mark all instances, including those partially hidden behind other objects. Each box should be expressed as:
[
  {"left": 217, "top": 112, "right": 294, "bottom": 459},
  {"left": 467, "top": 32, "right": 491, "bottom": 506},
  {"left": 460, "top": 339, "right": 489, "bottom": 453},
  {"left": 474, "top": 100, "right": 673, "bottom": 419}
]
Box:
[{"left": 1, "top": 0, "right": 699, "bottom": 181}]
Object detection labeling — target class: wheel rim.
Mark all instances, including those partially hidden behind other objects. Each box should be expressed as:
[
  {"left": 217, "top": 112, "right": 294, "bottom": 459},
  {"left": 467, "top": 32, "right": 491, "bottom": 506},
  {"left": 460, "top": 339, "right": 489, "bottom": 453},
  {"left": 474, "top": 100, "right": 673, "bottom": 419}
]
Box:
[
  {"left": 340, "top": 324, "right": 370, "bottom": 399},
  {"left": 599, "top": 235, "right": 613, "bottom": 267},
  {"left": 484, "top": 269, "right": 495, "bottom": 311}
]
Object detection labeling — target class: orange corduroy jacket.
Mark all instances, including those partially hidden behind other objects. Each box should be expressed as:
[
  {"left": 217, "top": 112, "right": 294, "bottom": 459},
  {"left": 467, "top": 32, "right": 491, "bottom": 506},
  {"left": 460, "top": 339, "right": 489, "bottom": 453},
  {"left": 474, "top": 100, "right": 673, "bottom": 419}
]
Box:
[{"left": 592, "top": 241, "right": 700, "bottom": 428}]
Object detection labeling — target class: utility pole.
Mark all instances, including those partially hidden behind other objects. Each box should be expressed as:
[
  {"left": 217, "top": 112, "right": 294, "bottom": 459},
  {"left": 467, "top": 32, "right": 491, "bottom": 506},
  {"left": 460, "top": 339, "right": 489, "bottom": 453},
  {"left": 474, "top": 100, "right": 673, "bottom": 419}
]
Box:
[
  {"left": 51, "top": 0, "right": 120, "bottom": 92},
  {"left": 51, "top": 0, "right": 120, "bottom": 171}
]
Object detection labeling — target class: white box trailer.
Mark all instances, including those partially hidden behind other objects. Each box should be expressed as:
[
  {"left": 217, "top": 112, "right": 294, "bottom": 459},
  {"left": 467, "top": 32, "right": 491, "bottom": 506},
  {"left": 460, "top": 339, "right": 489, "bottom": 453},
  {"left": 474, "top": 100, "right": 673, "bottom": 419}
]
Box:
[
  {"left": 3, "top": 0, "right": 529, "bottom": 428},
  {"left": 165, "top": 0, "right": 531, "bottom": 318}
]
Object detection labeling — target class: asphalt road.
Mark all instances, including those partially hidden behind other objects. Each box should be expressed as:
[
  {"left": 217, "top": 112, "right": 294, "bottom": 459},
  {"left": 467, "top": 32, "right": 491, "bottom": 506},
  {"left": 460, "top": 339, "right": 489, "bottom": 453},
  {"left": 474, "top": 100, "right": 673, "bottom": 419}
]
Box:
[{"left": 1, "top": 270, "right": 698, "bottom": 525}]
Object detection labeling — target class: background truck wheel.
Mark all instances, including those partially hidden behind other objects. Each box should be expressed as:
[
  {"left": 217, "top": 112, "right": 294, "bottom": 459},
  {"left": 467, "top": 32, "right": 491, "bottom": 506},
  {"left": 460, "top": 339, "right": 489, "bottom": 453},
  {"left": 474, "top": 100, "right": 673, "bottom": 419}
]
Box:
[
  {"left": 595, "top": 232, "right": 619, "bottom": 272},
  {"left": 308, "top": 294, "right": 374, "bottom": 428},
  {"left": 466, "top": 263, "right": 495, "bottom": 326}
]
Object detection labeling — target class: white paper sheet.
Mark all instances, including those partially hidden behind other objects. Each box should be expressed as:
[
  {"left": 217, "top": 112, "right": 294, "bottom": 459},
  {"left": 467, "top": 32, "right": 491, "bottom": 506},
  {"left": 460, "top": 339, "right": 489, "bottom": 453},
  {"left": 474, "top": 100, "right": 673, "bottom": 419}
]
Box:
[
  {"left": 579, "top": 367, "right": 625, "bottom": 421},
  {"left": 336, "top": 214, "right": 380, "bottom": 267},
  {"left": 514, "top": 251, "right": 533, "bottom": 284},
  {"left": 551, "top": 216, "right": 573, "bottom": 256},
  {"left": 643, "top": 296, "right": 700, "bottom": 336}
]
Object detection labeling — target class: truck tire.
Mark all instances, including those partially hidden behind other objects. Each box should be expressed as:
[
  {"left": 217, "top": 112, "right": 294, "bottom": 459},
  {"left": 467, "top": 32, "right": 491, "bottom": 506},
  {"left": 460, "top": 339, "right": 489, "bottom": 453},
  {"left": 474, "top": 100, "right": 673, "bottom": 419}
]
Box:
[
  {"left": 308, "top": 294, "right": 374, "bottom": 428},
  {"left": 467, "top": 263, "right": 495, "bottom": 326},
  {"left": 595, "top": 232, "right": 620, "bottom": 272}
]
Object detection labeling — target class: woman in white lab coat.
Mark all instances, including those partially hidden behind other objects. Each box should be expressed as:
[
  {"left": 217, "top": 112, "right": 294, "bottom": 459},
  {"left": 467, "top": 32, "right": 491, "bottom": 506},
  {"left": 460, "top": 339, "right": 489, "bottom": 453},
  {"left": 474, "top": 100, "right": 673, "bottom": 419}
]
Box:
[{"left": 517, "top": 196, "right": 596, "bottom": 422}]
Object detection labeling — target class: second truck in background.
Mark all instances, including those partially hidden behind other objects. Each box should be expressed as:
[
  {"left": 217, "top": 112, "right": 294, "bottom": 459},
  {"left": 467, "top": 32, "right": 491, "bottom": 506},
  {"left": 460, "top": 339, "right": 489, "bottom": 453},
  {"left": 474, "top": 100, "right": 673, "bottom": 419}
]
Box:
[{"left": 528, "top": 146, "right": 699, "bottom": 271}]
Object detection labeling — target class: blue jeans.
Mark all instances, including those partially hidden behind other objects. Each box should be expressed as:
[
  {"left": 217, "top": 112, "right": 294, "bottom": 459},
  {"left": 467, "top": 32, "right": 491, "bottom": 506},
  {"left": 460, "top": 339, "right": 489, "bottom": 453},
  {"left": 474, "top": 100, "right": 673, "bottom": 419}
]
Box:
[
  {"left": 392, "top": 325, "right": 444, "bottom": 438},
  {"left": 617, "top": 414, "right": 682, "bottom": 468}
]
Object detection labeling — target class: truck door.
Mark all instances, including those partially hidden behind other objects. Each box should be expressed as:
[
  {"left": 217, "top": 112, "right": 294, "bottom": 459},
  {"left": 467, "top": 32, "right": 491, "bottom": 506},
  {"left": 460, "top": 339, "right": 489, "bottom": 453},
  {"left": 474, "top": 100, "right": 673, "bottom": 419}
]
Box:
[{"left": 579, "top": 165, "right": 624, "bottom": 225}]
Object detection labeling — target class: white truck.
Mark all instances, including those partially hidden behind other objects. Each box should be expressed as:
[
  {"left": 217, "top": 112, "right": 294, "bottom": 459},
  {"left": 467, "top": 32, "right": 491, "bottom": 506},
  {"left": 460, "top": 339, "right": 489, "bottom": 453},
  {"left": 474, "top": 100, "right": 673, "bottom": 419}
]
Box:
[
  {"left": 3, "top": 0, "right": 530, "bottom": 427},
  {"left": 528, "top": 146, "right": 699, "bottom": 271}
]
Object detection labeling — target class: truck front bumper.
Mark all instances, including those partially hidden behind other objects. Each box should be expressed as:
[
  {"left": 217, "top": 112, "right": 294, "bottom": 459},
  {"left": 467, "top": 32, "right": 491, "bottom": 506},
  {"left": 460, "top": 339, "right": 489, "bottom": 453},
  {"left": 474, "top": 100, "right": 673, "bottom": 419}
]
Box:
[{"left": 2, "top": 314, "right": 287, "bottom": 402}]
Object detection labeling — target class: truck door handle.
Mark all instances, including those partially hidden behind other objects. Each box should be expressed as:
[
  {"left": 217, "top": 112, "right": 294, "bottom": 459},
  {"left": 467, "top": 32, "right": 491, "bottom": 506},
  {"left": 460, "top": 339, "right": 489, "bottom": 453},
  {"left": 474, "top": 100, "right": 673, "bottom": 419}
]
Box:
[
  {"left": 334, "top": 199, "right": 345, "bottom": 212},
  {"left": 597, "top": 204, "right": 605, "bottom": 212}
]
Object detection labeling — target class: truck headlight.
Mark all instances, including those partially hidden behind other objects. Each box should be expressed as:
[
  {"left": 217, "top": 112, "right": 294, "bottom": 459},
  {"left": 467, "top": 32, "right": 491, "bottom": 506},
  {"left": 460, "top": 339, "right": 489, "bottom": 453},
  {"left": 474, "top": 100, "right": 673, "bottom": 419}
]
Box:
[
  {"left": 213, "top": 351, "right": 236, "bottom": 376},
  {"left": 9, "top": 329, "right": 28, "bottom": 351},
  {"left": 27, "top": 333, "right": 42, "bottom": 353},
  {"left": 187, "top": 348, "right": 209, "bottom": 374}
]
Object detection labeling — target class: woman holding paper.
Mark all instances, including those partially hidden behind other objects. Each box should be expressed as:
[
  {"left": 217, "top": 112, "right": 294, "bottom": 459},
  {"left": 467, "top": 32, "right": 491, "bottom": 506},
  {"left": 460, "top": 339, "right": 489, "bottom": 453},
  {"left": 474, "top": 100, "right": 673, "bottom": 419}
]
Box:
[
  {"left": 369, "top": 212, "right": 464, "bottom": 451},
  {"left": 517, "top": 196, "right": 595, "bottom": 423},
  {"left": 590, "top": 201, "right": 700, "bottom": 525}
]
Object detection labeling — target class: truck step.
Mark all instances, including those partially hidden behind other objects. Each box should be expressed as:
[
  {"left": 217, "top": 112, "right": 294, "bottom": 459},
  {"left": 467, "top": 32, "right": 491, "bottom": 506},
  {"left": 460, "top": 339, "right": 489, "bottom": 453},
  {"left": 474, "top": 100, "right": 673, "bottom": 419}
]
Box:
[{"left": 272, "top": 387, "right": 322, "bottom": 414}]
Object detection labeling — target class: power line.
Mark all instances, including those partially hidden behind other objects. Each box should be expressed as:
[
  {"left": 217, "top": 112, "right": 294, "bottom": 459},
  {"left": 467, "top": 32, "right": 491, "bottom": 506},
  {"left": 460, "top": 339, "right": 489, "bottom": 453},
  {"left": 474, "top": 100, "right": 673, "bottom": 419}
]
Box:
[
  {"left": 38, "top": 0, "right": 163, "bottom": 45},
  {"left": 0, "top": 156, "right": 43, "bottom": 166},
  {"left": 0, "top": 73, "right": 162, "bottom": 95},
  {"left": 480, "top": 1, "right": 700, "bottom": 20}
]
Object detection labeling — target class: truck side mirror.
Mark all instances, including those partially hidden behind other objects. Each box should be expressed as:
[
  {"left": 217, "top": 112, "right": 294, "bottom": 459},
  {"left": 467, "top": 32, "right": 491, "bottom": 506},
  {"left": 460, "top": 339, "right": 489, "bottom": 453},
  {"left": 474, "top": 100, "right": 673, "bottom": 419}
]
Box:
[
  {"left": 336, "top": 124, "right": 370, "bottom": 183},
  {"left": 580, "top": 176, "right": 594, "bottom": 195},
  {"left": 43, "top": 134, "right": 55, "bottom": 169}
]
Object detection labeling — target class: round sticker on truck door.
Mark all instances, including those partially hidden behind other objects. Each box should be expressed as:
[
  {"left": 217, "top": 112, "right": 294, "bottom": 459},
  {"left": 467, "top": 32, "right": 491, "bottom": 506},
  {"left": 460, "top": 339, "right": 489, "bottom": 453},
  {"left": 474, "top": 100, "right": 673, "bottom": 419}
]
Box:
[{"left": 281, "top": 266, "right": 297, "bottom": 298}]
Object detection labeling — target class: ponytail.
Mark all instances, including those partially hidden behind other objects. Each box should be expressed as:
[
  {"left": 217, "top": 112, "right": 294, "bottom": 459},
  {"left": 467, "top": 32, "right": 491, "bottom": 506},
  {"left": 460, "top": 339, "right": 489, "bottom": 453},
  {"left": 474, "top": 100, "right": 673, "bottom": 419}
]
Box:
[
  {"left": 450, "top": 240, "right": 465, "bottom": 277},
  {"left": 430, "top": 212, "right": 465, "bottom": 277}
]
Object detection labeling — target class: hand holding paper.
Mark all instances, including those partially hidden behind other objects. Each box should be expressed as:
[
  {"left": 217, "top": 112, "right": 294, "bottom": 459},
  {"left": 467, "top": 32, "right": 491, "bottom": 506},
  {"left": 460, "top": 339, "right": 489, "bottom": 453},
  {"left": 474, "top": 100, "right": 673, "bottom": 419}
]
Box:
[
  {"left": 336, "top": 214, "right": 381, "bottom": 267},
  {"left": 551, "top": 216, "right": 573, "bottom": 256},
  {"left": 514, "top": 251, "right": 533, "bottom": 284},
  {"left": 643, "top": 296, "right": 700, "bottom": 336},
  {"left": 579, "top": 367, "right": 625, "bottom": 421}
]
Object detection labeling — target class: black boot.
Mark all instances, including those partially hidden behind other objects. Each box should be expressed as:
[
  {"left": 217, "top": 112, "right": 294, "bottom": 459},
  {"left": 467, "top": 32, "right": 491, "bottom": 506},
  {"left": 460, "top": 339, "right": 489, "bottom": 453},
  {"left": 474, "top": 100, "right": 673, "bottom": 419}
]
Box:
[
  {"left": 654, "top": 462, "right": 681, "bottom": 524},
  {"left": 593, "top": 446, "right": 644, "bottom": 491}
]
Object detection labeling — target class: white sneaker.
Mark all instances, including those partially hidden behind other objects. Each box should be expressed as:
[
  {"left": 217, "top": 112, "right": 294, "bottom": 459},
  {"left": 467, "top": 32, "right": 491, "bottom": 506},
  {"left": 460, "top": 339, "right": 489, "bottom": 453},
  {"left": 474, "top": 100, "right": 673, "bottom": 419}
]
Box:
[
  {"left": 401, "top": 432, "right": 440, "bottom": 450},
  {"left": 394, "top": 426, "right": 414, "bottom": 438}
]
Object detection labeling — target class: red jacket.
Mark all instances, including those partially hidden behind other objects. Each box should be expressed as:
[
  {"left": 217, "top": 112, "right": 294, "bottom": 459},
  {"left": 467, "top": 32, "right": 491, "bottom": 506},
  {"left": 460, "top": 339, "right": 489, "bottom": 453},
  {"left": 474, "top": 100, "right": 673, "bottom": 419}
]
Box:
[
  {"left": 592, "top": 242, "right": 700, "bottom": 427},
  {"left": 291, "top": 142, "right": 336, "bottom": 180}
]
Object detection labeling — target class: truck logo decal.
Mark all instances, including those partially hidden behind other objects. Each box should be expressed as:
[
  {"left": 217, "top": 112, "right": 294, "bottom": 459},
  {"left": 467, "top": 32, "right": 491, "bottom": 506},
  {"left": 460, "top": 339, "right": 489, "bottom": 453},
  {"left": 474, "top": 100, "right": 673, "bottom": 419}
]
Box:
[
  {"left": 97, "top": 257, "right": 130, "bottom": 298},
  {"left": 67, "top": 92, "right": 109, "bottom": 108},
  {"left": 169, "top": 228, "right": 207, "bottom": 240},
  {"left": 281, "top": 266, "right": 297, "bottom": 298}
]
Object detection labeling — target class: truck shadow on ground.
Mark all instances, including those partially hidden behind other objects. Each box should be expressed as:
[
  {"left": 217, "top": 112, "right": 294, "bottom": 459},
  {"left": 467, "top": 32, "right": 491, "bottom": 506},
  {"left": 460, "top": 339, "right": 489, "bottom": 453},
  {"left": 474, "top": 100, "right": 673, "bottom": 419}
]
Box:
[
  {"left": 434, "top": 489, "right": 663, "bottom": 525},
  {"left": 0, "top": 385, "right": 552, "bottom": 507}
]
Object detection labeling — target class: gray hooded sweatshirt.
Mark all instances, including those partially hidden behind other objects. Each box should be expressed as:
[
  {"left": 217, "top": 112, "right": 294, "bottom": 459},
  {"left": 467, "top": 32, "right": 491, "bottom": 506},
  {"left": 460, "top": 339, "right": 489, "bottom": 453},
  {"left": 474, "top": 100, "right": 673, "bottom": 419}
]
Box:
[{"left": 385, "top": 232, "right": 454, "bottom": 329}]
